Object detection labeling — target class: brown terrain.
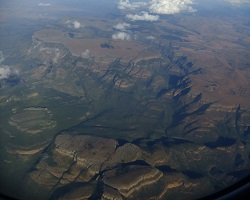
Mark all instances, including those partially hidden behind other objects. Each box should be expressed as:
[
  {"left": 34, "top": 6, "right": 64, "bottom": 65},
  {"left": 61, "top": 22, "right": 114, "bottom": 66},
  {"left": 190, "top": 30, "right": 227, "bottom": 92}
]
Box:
[
  {"left": 33, "top": 29, "right": 159, "bottom": 61},
  {"left": 169, "top": 16, "right": 250, "bottom": 107},
  {"left": 0, "top": 4, "right": 250, "bottom": 200},
  {"left": 13, "top": 15, "right": 250, "bottom": 199}
]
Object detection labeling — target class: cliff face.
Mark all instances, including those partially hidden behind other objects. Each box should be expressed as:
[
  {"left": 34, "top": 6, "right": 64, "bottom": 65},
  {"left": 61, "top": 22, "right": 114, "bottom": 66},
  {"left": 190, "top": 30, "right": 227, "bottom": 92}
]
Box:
[
  {"left": 30, "top": 129, "right": 248, "bottom": 200},
  {"left": 103, "top": 166, "right": 164, "bottom": 199}
]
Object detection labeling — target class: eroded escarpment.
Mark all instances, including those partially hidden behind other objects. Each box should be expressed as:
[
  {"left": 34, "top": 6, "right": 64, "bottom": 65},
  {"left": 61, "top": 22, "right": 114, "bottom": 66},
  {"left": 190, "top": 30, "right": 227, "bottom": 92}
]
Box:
[
  {"left": 6, "top": 41, "right": 250, "bottom": 199},
  {"left": 21, "top": 35, "right": 250, "bottom": 199},
  {"left": 30, "top": 134, "right": 117, "bottom": 187},
  {"left": 2, "top": 16, "right": 250, "bottom": 200},
  {"left": 29, "top": 128, "right": 249, "bottom": 200},
  {"left": 103, "top": 166, "right": 164, "bottom": 199}
]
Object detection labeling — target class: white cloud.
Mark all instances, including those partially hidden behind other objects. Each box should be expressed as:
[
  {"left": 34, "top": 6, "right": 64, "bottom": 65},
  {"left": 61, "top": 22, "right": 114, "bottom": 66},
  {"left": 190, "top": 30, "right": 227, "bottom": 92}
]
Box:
[
  {"left": 117, "top": 0, "right": 197, "bottom": 18},
  {"left": 38, "top": 3, "right": 51, "bottom": 6},
  {"left": 225, "top": 0, "right": 250, "bottom": 5},
  {"left": 149, "top": 0, "right": 196, "bottom": 15},
  {"left": 39, "top": 47, "right": 61, "bottom": 63},
  {"left": 112, "top": 32, "right": 131, "bottom": 40},
  {"left": 113, "top": 22, "right": 131, "bottom": 31},
  {"left": 73, "top": 21, "right": 81, "bottom": 29},
  {"left": 65, "top": 20, "right": 83, "bottom": 29},
  {"left": 146, "top": 36, "right": 156, "bottom": 40},
  {"left": 118, "top": 0, "right": 147, "bottom": 10},
  {"left": 81, "top": 49, "right": 90, "bottom": 58},
  {"left": 0, "top": 66, "right": 11, "bottom": 80},
  {"left": 118, "top": 0, "right": 249, "bottom": 19},
  {"left": 126, "top": 11, "right": 159, "bottom": 21},
  {"left": 0, "top": 65, "right": 18, "bottom": 80},
  {"left": 52, "top": 51, "right": 60, "bottom": 63}
]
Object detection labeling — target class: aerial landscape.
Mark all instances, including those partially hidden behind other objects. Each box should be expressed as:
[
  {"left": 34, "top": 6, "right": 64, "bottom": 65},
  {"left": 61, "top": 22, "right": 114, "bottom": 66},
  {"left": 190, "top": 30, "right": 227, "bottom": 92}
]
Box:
[{"left": 0, "top": 0, "right": 250, "bottom": 199}]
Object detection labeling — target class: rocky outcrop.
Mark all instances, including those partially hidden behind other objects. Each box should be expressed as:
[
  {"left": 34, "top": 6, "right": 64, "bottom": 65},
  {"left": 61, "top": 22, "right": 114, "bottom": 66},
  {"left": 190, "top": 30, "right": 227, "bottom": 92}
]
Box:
[
  {"left": 159, "top": 172, "right": 214, "bottom": 200},
  {"left": 30, "top": 134, "right": 118, "bottom": 188},
  {"left": 29, "top": 128, "right": 250, "bottom": 200},
  {"left": 103, "top": 166, "right": 164, "bottom": 199},
  {"left": 101, "top": 185, "right": 123, "bottom": 200},
  {"left": 50, "top": 183, "right": 96, "bottom": 200},
  {"left": 102, "top": 143, "right": 142, "bottom": 170},
  {"left": 54, "top": 133, "right": 117, "bottom": 167},
  {"left": 30, "top": 134, "right": 147, "bottom": 191}
]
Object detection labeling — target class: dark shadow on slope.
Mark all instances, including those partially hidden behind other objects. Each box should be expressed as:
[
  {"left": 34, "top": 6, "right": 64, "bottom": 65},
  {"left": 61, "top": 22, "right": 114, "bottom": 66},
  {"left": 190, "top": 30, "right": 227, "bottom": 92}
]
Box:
[{"left": 204, "top": 136, "right": 236, "bottom": 149}]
